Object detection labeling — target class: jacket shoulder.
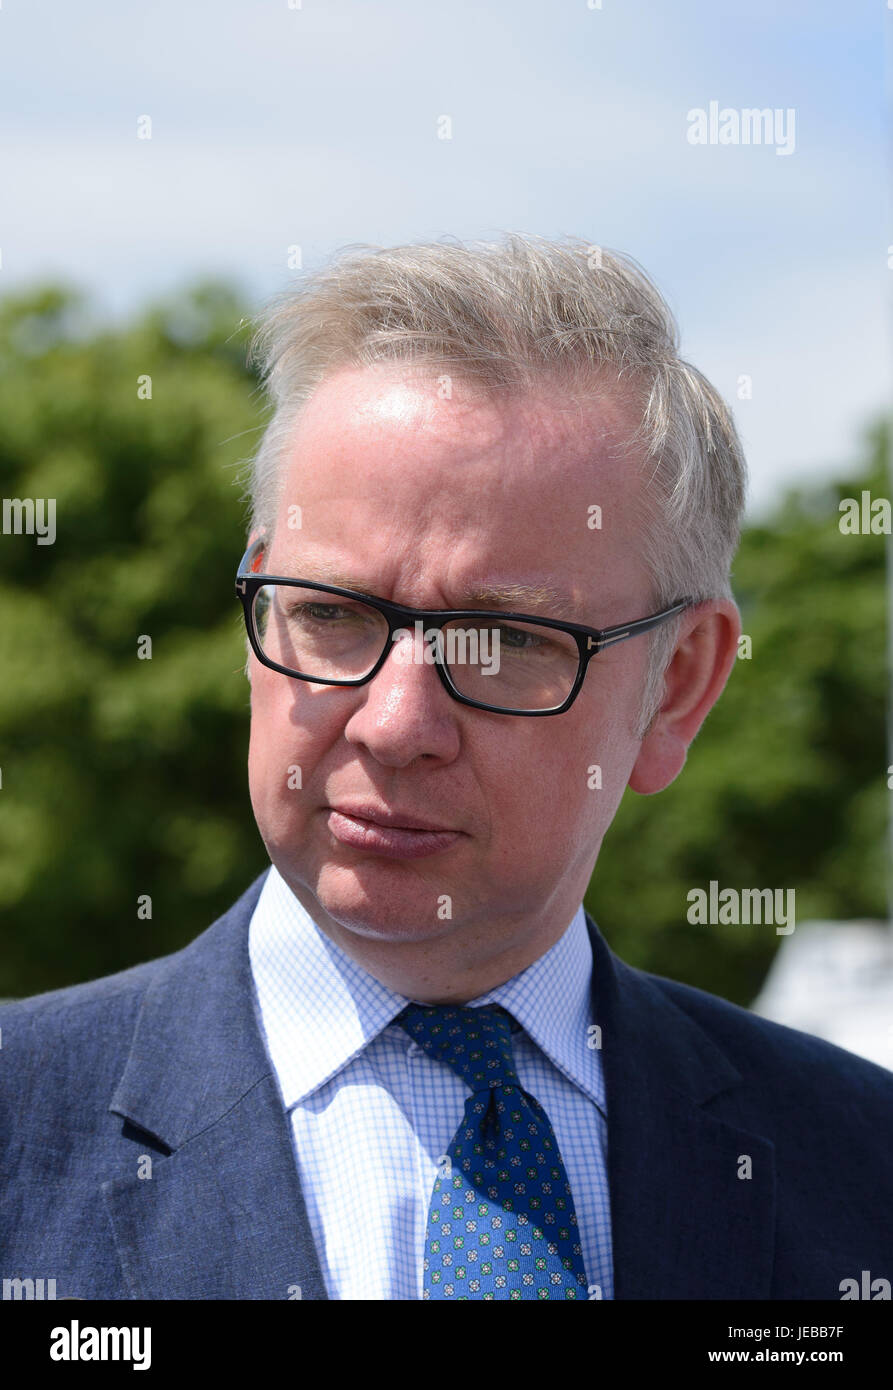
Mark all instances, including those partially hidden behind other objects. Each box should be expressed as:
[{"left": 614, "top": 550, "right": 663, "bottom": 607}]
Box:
[
  {"left": 0, "top": 925, "right": 193, "bottom": 1034},
  {"left": 642, "top": 966, "right": 893, "bottom": 1111},
  {"left": 0, "top": 871, "right": 268, "bottom": 1113},
  {"left": 0, "top": 948, "right": 180, "bottom": 1131}
]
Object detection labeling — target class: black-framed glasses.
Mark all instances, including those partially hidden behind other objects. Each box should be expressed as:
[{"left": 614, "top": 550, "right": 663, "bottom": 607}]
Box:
[{"left": 235, "top": 537, "right": 691, "bottom": 717}]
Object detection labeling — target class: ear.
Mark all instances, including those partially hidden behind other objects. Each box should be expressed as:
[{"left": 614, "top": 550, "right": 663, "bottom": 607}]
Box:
[
  {"left": 628, "top": 599, "right": 740, "bottom": 795},
  {"left": 245, "top": 529, "right": 268, "bottom": 572}
]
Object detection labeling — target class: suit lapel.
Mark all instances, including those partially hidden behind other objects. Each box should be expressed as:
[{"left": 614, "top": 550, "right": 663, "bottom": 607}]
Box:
[
  {"left": 585, "top": 912, "right": 776, "bottom": 1298},
  {"left": 103, "top": 872, "right": 329, "bottom": 1300},
  {"left": 99, "top": 877, "right": 774, "bottom": 1300}
]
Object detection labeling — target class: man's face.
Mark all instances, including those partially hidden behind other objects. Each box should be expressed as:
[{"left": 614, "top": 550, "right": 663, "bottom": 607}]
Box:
[{"left": 247, "top": 364, "right": 658, "bottom": 961}]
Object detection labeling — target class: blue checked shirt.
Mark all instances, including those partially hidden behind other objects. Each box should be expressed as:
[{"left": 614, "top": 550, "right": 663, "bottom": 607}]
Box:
[{"left": 248, "top": 864, "right": 614, "bottom": 1300}]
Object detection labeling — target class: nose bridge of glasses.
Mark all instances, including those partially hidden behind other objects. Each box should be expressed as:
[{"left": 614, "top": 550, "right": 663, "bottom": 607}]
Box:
[{"left": 381, "top": 614, "right": 468, "bottom": 673}]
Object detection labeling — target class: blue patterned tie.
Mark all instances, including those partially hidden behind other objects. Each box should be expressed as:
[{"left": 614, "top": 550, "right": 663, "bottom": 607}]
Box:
[{"left": 397, "top": 1002, "right": 589, "bottom": 1299}]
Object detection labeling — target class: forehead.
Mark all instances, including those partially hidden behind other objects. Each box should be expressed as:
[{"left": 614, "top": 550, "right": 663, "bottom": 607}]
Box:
[
  {"left": 292, "top": 361, "right": 642, "bottom": 457},
  {"left": 268, "top": 364, "right": 652, "bottom": 614}
]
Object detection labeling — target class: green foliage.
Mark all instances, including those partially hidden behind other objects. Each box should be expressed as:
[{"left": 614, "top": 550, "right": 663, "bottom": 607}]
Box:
[
  {"left": 587, "top": 421, "right": 889, "bottom": 1004},
  {"left": 0, "top": 281, "right": 271, "bottom": 994},
  {"left": 0, "top": 281, "right": 887, "bottom": 1003}
]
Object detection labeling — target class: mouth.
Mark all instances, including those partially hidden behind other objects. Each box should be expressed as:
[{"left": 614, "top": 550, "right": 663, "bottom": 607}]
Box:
[
  {"left": 329, "top": 803, "right": 455, "bottom": 832},
  {"left": 325, "top": 805, "right": 464, "bottom": 860}
]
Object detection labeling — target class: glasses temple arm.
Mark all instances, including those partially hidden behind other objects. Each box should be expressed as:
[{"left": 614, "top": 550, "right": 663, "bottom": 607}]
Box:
[{"left": 591, "top": 599, "right": 691, "bottom": 650}]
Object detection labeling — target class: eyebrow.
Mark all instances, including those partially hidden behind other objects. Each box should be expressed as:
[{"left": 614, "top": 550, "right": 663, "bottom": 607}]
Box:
[{"left": 276, "top": 560, "right": 577, "bottom": 618}]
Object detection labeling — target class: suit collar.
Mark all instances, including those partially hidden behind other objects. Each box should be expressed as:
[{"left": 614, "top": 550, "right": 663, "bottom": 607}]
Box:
[
  {"left": 109, "top": 871, "right": 274, "bottom": 1152},
  {"left": 584, "top": 909, "right": 742, "bottom": 1106},
  {"left": 104, "top": 869, "right": 330, "bottom": 1299},
  {"left": 584, "top": 910, "right": 776, "bottom": 1298}
]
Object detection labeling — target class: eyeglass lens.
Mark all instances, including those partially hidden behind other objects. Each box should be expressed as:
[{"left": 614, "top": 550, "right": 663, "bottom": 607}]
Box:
[{"left": 252, "top": 583, "right": 581, "bottom": 713}]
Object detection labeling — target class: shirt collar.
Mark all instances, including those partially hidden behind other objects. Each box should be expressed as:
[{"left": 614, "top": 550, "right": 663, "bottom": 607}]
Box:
[{"left": 249, "top": 864, "right": 604, "bottom": 1114}]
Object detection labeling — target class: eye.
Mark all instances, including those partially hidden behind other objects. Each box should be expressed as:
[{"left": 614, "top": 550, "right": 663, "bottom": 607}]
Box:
[
  {"left": 495, "top": 624, "right": 547, "bottom": 650},
  {"left": 301, "top": 603, "right": 347, "bottom": 622},
  {"left": 282, "top": 599, "right": 379, "bottom": 629}
]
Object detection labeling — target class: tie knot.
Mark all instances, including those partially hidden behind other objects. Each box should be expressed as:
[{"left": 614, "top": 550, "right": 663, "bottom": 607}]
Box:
[{"left": 397, "top": 1003, "right": 519, "bottom": 1094}]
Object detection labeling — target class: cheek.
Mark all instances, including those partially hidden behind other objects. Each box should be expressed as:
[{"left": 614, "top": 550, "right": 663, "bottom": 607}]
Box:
[
  {"left": 247, "top": 671, "right": 331, "bottom": 818},
  {"left": 512, "top": 704, "right": 636, "bottom": 834},
  {"left": 472, "top": 730, "right": 594, "bottom": 841},
  {"left": 248, "top": 668, "right": 288, "bottom": 774}
]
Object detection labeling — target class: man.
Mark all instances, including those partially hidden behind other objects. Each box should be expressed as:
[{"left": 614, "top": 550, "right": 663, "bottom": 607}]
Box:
[{"left": 1, "top": 235, "right": 891, "bottom": 1301}]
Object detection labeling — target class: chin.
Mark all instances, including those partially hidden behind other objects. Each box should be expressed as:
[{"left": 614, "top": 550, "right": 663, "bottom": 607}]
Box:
[{"left": 311, "top": 862, "right": 460, "bottom": 942}]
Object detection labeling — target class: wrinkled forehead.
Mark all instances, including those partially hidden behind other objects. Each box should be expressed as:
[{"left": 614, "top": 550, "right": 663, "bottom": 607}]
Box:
[{"left": 265, "top": 364, "right": 655, "bottom": 608}]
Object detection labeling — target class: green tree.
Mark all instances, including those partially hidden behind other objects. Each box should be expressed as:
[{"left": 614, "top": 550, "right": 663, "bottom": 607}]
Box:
[
  {"left": 0, "top": 281, "right": 270, "bottom": 995},
  {"left": 587, "top": 421, "right": 888, "bottom": 1004},
  {"left": 0, "top": 282, "right": 887, "bottom": 1005}
]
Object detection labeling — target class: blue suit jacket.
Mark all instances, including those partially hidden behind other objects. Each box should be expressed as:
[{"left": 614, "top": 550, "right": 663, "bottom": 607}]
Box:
[{"left": 2, "top": 870, "right": 891, "bottom": 1300}]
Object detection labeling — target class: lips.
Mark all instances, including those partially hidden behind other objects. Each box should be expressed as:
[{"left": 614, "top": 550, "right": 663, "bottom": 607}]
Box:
[
  {"left": 328, "top": 803, "right": 455, "bottom": 833},
  {"left": 325, "top": 805, "right": 464, "bottom": 859}
]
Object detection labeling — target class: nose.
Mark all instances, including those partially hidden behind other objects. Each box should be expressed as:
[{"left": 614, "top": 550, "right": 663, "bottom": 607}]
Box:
[{"left": 340, "top": 625, "right": 462, "bottom": 768}]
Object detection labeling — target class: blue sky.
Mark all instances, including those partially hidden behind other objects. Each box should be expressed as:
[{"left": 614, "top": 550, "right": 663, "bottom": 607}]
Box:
[{"left": 0, "top": 0, "right": 887, "bottom": 514}]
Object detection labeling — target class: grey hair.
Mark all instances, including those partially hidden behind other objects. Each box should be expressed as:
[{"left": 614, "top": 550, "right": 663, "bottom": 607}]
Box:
[{"left": 241, "top": 234, "right": 746, "bottom": 735}]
